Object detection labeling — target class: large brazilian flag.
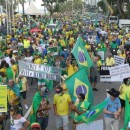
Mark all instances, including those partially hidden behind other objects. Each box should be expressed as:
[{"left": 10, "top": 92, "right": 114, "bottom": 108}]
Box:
[
  {"left": 72, "top": 38, "right": 93, "bottom": 69},
  {"left": 65, "top": 68, "right": 93, "bottom": 104}
]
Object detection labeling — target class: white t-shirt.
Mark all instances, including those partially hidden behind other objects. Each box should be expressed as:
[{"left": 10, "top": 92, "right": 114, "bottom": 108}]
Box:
[
  {"left": 5, "top": 57, "right": 15, "bottom": 67},
  {"left": 10, "top": 116, "right": 26, "bottom": 130},
  {"left": 24, "top": 56, "right": 33, "bottom": 63}
]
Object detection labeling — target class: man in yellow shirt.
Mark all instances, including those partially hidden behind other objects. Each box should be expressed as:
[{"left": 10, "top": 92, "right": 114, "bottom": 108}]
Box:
[
  {"left": 53, "top": 86, "right": 72, "bottom": 130},
  {"left": 7, "top": 79, "right": 22, "bottom": 114},
  {"left": 23, "top": 37, "right": 30, "bottom": 49},
  {"left": 105, "top": 55, "right": 115, "bottom": 66}
]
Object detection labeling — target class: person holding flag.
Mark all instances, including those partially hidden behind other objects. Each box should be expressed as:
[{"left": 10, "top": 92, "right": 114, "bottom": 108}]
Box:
[
  {"left": 30, "top": 87, "right": 51, "bottom": 130},
  {"left": 70, "top": 93, "right": 90, "bottom": 120}
]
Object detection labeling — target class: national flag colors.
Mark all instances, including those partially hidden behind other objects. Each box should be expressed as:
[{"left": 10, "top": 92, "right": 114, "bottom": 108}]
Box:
[
  {"left": 30, "top": 92, "right": 42, "bottom": 125},
  {"left": 121, "top": 96, "right": 130, "bottom": 130},
  {"left": 65, "top": 68, "right": 93, "bottom": 104},
  {"left": 72, "top": 38, "right": 93, "bottom": 69},
  {"left": 45, "top": 80, "right": 53, "bottom": 91},
  {"left": 74, "top": 99, "right": 108, "bottom": 123}
]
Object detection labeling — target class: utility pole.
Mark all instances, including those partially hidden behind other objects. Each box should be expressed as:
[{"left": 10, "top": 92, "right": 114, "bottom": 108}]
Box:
[{"left": 5, "top": 0, "right": 9, "bottom": 34}]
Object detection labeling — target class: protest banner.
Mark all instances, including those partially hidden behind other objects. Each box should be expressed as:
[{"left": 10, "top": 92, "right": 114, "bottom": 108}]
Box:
[
  {"left": 0, "top": 85, "right": 7, "bottom": 112},
  {"left": 109, "top": 64, "right": 130, "bottom": 81},
  {"left": 98, "top": 51, "right": 105, "bottom": 61},
  {"left": 73, "top": 119, "right": 103, "bottom": 130},
  {"left": 100, "top": 66, "right": 111, "bottom": 82},
  {"left": 18, "top": 60, "right": 61, "bottom": 82},
  {"left": 114, "top": 55, "right": 125, "bottom": 65}
]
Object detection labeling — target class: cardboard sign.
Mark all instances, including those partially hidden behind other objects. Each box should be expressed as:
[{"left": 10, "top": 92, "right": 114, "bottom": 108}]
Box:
[
  {"left": 109, "top": 64, "right": 130, "bottom": 81},
  {"left": 0, "top": 85, "right": 7, "bottom": 112},
  {"left": 114, "top": 55, "right": 125, "bottom": 65},
  {"left": 18, "top": 60, "right": 61, "bottom": 82},
  {"left": 98, "top": 51, "right": 105, "bottom": 61},
  {"left": 74, "top": 119, "right": 103, "bottom": 130}
]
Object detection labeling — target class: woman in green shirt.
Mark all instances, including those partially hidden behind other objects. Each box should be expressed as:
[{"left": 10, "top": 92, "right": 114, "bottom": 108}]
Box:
[{"left": 71, "top": 93, "right": 90, "bottom": 116}]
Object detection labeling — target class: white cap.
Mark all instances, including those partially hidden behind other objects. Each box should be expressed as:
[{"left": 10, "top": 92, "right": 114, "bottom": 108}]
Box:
[{"left": 13, "top": 50, "right": 18, "bottom": 53}]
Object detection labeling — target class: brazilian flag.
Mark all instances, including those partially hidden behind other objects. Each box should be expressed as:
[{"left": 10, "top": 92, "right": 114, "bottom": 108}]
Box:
[
  {"left": 72, "top": 38, "right": 93, "bottom": 69},
  {"left": 75, "top": 99, "right": 108, "bottom": 123},
  {"left": 30, "top": 92, "right": 42, "bottom": 125},
  {"left": 121, "top": 96, "right": 130, "bottom": 130},
  {"left": 45, "top": 79, "right": 53, "bottom": 91},
  {"left": 65, "top": 68, "right": 93, "bottom": 104}
]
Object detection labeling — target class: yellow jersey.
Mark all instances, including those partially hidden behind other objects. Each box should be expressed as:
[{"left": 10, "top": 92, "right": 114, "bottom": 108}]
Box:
[
  {"left": 54, "top": 93, "right": 71, "bottom": 115},
  {"left": 119, "top": 84, "right": 130, "bottom": 102}
]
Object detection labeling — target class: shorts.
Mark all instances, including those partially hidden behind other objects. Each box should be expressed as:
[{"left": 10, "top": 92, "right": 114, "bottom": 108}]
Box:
[
  {"left": 90, "top": 76, "right": 97, "bottom": 83},
  {"left": 55, "top": 115, "right": 69, "bottom": 130},
  {"left": 36, "top": 116, "right": 48, "bottom": 129},
  {"left": 20, "top": 91, "right": 26, "bottom": 99}
]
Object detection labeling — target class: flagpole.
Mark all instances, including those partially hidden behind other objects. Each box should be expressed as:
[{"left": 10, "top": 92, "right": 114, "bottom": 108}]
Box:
[{"left": 59, "top": 120, "right": 74, "bottom": 130}]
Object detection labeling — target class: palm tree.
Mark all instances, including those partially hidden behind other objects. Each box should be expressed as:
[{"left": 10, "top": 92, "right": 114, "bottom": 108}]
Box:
[{"left": 116, "top": 0, "right": 125, "bottom": 18}]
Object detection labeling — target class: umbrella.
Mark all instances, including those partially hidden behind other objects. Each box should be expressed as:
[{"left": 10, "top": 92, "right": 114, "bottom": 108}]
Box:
[{"left": 30, "top": 28, "right": 42, "bottom": 33}]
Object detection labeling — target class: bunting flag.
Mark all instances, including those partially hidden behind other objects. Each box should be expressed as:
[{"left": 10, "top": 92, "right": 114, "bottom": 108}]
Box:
[
  {"left": 72, "top": 38, "right": 93, "bottom": 69},
  {"left": 65, "top": 68, "right": 93, "bottom": 104}
]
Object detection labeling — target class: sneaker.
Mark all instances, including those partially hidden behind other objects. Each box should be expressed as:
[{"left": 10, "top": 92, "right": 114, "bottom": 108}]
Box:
[{"left": 24, "top": 104, "right": 29, "bottom": 110}]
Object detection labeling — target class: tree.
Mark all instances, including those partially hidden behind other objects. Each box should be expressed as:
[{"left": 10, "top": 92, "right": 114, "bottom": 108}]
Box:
[
  {"left": 97, "top": 0, "right": 130, "bottom": 18},
  {"left": 41, "top": 0, "right": 67, "bottom": 17},
  {"left": 59, "top": 0, "right": 83, "bottom": 15}
]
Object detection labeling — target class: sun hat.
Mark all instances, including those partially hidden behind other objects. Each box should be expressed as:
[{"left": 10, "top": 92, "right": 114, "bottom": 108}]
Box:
[{"left": 107, "top": 88, "right": 120, "bottom": 98}]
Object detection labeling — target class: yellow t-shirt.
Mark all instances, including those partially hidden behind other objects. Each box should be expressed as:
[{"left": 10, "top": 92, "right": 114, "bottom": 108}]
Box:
[
  {"left": 54, "top": 93, "right": 71, "bottom": 115},
  {"left": 66, "top": 32, "right": 70, "bottom": 38},
  {"left": 106, "top": 57, "right": 115, "bottom": 66},
  {"left": 67, "top": 64, "right": 75, "bottom": 77},
  {"left": 59, "top": 39, "right": 66, "bottom": 47},
  {"left": 119, "top": 84, "right": 130, "bottom": 102},
  {"left": 11, "top": 64, "right": 18, "bottom": 75},
  {"left": 97, "top": 60, "right": 102, "bottom": 68},
  {"left": 74, "top": 65, "right": 78, "bottom": 72},
  {"left": 7, "top": 89, "right": 19, "bottom": 105},
  {"left": 85, "top": 44, "right": 91, "bottom": 50},
  {"left": 16, "top": 77, "right": 27, "bottom": 92},
  {"left": 119, "top": 53, "right": 126, "bottom": 59},
  {"left": 34, "top": 58, "right": 42, "bottom": 64},
  {"left": 69, "top": 37, "right": 75, "bottom": 45},
  {"left": 23, "top": 39, "right": 30, "bottom": 49},
  {"left": 0, "top": 68, "right": 6, "bottom": 74}
]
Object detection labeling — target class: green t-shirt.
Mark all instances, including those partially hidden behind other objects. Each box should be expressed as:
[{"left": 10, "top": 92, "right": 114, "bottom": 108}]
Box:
[
  {"left": 111, "top": 42, "right": 118, "bottom": 49},
  {"left": 6, "top": 67, "right": 15, "bottom": 81}
]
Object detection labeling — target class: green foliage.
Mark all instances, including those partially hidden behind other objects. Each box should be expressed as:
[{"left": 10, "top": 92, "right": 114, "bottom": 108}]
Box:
[
  {"left": 97, "top": 0, "right": 130, "bottom": 18},
  {"left": 41, "top": 0, "right": 67, "bottom": 16},
  {"left": 59, "top": 0, "right": 83, "bottom": 13}
]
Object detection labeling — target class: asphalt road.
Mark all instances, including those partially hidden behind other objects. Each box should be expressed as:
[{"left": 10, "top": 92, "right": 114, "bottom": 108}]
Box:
[{"left": 5, "top": 79, "right": 124, "bottom": 130}]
